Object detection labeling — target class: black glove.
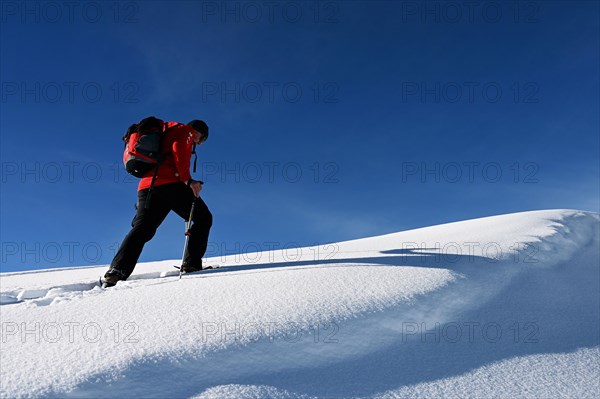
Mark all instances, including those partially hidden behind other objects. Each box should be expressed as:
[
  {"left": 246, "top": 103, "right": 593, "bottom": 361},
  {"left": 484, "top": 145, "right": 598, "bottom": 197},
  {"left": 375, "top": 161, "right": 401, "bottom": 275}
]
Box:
[{"left": 187, "top": 179, "right": 204, "bottom": 186}]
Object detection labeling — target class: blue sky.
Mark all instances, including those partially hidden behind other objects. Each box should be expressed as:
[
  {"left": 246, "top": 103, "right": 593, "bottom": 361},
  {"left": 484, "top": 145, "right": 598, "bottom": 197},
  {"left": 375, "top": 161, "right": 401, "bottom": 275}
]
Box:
[{"left": 1, "top": 1, "right": 598, "bottom": 272}]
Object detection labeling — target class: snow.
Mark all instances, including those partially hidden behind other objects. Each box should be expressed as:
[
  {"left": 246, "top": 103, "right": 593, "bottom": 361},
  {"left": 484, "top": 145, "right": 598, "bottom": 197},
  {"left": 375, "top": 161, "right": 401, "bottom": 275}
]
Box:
[{"left": 0, "top": 209, "right": 598, "bottom": 398}]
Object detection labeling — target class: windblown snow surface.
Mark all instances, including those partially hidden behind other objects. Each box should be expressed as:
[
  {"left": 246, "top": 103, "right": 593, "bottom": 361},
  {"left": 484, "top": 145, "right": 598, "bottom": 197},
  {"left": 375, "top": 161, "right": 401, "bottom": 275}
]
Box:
[{"left": 1, "top": 209, "right": 598, "bottom": 398}]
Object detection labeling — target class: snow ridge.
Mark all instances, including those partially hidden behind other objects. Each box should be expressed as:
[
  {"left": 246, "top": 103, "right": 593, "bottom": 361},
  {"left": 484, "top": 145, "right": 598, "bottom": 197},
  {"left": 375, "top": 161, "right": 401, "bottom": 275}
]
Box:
[{"left": 0, "top": 210, "right": 598, "bottom": 398}]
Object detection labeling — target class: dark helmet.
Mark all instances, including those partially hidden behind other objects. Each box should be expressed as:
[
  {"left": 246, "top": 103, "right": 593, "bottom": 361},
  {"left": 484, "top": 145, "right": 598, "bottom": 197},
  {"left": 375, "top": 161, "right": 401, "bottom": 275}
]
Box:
[{"left": 188, "top": 120, "right": 209, "bottom": 142}]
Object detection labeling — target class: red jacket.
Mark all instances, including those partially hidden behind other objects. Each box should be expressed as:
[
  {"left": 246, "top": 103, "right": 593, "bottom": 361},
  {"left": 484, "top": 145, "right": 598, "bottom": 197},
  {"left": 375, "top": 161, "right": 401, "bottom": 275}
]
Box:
[{"left": 138, "top": 121, "right": 195, "bottom": 191}]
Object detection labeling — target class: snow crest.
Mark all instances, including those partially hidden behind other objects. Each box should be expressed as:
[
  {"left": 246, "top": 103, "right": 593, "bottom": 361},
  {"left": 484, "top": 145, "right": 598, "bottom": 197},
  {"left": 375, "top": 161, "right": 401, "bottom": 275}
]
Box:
[{"left": 0, "top": 209, "right": 598, "bottom": 398}]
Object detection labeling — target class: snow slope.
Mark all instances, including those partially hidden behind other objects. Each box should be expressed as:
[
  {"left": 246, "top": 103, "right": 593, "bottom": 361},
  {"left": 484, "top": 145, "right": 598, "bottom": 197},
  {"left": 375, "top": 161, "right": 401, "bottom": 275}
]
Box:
[{"left": 1, "top": 209, "right": 598, "bottom": 398}]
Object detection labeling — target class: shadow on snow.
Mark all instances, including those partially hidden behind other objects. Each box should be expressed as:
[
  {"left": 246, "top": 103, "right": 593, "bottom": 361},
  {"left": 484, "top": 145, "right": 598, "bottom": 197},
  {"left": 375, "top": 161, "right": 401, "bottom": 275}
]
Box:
[{"left": 62, "top": 237, "right": 600, "bottom": 398}]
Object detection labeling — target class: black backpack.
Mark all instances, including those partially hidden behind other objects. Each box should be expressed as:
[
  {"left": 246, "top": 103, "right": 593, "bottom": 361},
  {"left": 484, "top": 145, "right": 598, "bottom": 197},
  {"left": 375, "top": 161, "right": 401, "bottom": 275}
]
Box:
[{"left": 122, "top": 116, "right": 166, "bottom": 178}]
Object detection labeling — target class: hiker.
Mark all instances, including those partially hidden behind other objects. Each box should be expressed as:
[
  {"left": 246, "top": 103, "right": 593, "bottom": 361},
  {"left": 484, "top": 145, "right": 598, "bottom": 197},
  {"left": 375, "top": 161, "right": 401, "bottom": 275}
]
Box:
[{"left": 102, "top": 118, "right": 212, "bottom": 287}]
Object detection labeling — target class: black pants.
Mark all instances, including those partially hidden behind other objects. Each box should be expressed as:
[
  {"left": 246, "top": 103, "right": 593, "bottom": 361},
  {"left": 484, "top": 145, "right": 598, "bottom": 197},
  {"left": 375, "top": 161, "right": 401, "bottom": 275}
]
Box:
[{"left": 109, "top": 182, "right": 212, "bottom": 279}]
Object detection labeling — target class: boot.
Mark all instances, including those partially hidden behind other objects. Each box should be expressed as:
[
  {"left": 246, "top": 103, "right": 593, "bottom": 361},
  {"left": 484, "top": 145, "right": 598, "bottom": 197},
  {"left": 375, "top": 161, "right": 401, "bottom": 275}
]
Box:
[
  {"left": 181, "top": 261, "right": 203, "bottom": 274},
  {"left": 102, "top": 269, "right": 126, "bottom": 288}
]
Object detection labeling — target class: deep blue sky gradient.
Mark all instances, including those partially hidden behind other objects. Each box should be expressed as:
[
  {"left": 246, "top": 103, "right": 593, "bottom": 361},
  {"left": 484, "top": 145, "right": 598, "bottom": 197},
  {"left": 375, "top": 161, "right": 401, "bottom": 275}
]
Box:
[{"left": 1, "top": 1, "right": 598, "bottom": 272}]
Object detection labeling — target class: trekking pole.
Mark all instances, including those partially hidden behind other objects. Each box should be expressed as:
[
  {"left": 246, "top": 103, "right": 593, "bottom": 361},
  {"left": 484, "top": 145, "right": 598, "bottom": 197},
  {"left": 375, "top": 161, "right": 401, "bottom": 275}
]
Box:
[{"left": 179, "top": 198, "right": 198, "bottom": 279}]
